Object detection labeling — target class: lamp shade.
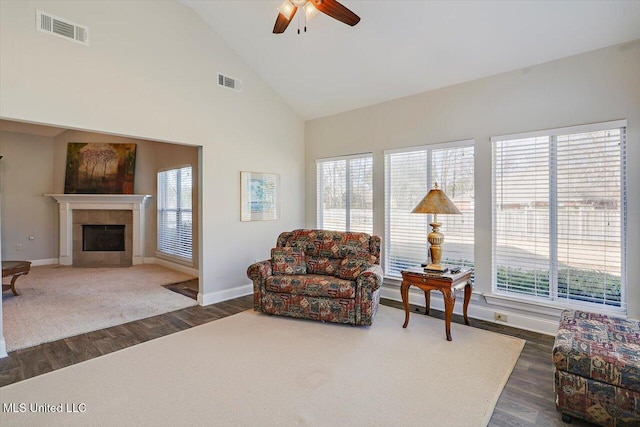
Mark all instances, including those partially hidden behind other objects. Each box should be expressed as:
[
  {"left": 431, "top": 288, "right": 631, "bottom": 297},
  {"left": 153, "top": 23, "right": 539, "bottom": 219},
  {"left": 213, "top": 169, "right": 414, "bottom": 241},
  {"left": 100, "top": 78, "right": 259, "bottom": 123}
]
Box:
[
  {"left": 411, "top": 184, "right": 461, "bottom": 215},
  {"left": 278, "top": 0, "right": 296, "bottom": 20},
  {"left": 304, "top": 2, "right": 320, "bottom": 20}
]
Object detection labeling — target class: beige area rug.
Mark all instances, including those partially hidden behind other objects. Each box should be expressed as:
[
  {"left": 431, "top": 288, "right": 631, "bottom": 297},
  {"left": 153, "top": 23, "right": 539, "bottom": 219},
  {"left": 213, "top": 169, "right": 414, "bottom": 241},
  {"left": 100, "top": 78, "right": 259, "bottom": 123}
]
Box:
[
  {"left": 2, "top": 265, "right": 197, "bottom": 352},
  {"left": 0, "top": 305, "right": 524, "bottom": 426}
]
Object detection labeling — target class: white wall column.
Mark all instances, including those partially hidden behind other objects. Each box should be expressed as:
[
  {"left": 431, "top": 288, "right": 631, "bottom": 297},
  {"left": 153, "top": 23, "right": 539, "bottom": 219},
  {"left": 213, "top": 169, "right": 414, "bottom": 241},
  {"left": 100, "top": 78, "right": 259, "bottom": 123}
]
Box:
[
  {"left": 0, "top": 190, "right": 6, "bottom": 358},
  {"left": 59, "top": 202, "right": 72, "bottom": 266},
  {"left": 132, "top": 203, "right": 144, "bottom": 265}
]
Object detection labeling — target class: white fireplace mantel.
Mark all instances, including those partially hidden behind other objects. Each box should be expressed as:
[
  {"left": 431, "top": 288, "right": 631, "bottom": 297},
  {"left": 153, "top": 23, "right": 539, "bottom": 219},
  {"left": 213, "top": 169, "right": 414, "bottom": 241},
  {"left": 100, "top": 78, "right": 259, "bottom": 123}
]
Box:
[{"left": 45, "top": 194, "right": 152, "bottom": 266}]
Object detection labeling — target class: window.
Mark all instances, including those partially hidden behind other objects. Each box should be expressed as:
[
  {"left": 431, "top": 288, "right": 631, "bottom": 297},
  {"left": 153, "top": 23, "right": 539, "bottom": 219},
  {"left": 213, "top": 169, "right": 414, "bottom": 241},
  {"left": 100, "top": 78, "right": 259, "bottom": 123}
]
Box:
[
  {"left": 492, "top": 121, "right": 626, "bottom": 312},
  {"left": 316, "top": 154, "right": 373, "bottom": 234},
  {"left": 385, "top": 141, "right": 474, "bottom": 278},
  {"left": 157, "top": 166, "right": 193, "bottom": 263}
]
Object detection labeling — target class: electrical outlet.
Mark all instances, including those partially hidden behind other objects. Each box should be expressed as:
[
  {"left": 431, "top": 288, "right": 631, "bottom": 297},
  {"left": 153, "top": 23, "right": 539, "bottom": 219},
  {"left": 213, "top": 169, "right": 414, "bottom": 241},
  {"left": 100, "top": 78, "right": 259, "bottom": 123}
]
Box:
[
  {"left": 495, "top": 312, "right": 508, "bottom": 322},
  {"left": 16, "top": 243, "right": 23, "bottom": 251}
]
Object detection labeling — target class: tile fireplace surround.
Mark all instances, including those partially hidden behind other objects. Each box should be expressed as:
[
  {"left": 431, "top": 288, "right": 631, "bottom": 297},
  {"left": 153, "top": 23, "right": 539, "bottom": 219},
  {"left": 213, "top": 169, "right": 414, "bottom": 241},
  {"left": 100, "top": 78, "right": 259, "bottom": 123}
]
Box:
[{"left": 45, "top": 194, "right": 151, "bottom": 266}]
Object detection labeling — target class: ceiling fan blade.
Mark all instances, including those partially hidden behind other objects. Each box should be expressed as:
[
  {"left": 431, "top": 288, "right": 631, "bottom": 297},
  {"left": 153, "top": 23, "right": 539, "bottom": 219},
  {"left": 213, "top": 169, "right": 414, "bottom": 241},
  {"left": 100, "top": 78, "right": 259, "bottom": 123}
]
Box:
[
  {"left": 273, "top": 7, "right": 298, "bottom": 34},
  {"left": 312, "top": 0, "right": 360, "bottom": 26}
]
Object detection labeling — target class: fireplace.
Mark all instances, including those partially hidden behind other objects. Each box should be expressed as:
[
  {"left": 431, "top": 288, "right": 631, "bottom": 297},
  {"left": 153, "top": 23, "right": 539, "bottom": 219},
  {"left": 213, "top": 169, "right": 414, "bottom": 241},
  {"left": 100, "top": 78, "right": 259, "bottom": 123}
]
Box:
[
  {"left": 83, "top": 225, "right": 126, "bottom": 252},
  {"left": 72, "top": 210, "right": 132, "bottom": 267},
  {"left": 45, "top": 194, "right": 151, "bottom": 266}
]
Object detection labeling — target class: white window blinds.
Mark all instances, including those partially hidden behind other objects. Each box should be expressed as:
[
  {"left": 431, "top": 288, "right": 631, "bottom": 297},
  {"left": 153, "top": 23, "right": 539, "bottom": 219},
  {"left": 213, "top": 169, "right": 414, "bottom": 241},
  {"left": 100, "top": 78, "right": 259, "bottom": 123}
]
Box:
[
  {"left": 157, "top": 166, "right": 193, "bottom": 262},
  {"left": 316, "top": 154, "right": 373, "bottom": 234},
  {"left": 432, "top": 145, "right": 475, "bottom": 272},
  {"left": 385, "top": 141, "right": 475, "bottom": 278},
  {"left": 492, "top": 121, "right": 626, "bottom": 312},
  {"left": 493, "top": 136, "right": 551, "bottom": 297},
  {"left": 385, "top": 149, "right": 428, "bottom": 276}
]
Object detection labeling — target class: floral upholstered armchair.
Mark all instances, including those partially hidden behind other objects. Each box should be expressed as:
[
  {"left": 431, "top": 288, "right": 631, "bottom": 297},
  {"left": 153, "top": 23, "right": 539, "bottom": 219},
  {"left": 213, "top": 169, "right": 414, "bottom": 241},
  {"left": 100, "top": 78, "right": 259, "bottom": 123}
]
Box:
[{"left": 247, "top": 229, "right": 383, "bottom": 326}]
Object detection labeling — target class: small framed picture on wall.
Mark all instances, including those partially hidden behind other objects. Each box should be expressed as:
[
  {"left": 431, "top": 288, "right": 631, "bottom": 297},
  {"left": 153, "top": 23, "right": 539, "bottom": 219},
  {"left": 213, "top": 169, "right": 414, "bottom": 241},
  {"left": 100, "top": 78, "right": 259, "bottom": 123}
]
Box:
[{"left": 240, "top": 171, "right": 280, "bottom": 221}]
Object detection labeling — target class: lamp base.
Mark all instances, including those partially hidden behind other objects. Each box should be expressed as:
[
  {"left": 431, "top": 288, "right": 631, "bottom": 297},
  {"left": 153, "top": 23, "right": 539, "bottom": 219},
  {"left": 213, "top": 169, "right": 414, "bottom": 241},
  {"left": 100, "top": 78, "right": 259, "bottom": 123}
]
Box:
[{"left": 424, "top": 263, "right": 448, "bottom": 273}]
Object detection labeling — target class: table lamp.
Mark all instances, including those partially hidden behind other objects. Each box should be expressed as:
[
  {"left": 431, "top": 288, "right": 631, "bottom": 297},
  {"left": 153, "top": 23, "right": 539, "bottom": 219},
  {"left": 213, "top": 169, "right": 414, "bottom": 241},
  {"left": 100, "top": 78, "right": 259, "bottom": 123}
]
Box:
[{"left": 411, "top": 182, "right": 461, "bottom": 272}]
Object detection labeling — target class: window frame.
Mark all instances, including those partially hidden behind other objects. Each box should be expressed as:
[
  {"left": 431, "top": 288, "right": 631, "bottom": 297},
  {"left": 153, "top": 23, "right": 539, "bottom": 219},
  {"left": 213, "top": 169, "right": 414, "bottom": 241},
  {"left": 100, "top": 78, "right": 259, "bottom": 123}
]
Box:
[
  {"left": 384, "top": 139, "right": 475, "bottom": 279},
  {"left": 156, "top": 164, "right": 194, "bottom": 265},
  {"left": 316, "top": 152, "right": 373, "bottom": 234},
  {"left": 491, "top": 119, "right": 627, "bottom": 313}
]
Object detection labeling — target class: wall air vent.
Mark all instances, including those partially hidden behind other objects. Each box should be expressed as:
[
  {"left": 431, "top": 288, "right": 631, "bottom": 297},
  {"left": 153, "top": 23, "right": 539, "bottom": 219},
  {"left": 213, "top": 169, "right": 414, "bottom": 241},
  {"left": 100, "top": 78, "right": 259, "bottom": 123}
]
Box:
[
  {"left": 217, "top": 73, "right": 242, "bottom": 92},
  {"left": 36, "top": 10, "right": 89, "bottom": 46}
]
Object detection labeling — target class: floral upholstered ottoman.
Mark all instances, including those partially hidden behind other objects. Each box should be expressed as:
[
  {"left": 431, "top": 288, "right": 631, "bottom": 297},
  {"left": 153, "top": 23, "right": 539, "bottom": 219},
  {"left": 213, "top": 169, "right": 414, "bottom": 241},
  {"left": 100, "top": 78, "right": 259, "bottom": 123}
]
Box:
[{"left": 552, "top": 310, "right": 640, "bottom": 426}]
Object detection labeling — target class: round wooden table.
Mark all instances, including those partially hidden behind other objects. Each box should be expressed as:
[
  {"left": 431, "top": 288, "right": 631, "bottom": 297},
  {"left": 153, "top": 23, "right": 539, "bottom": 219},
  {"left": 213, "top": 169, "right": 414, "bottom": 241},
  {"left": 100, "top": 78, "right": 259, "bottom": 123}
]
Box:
[{"left": 2, "top": 260, "right": 31, "bottom": 296}]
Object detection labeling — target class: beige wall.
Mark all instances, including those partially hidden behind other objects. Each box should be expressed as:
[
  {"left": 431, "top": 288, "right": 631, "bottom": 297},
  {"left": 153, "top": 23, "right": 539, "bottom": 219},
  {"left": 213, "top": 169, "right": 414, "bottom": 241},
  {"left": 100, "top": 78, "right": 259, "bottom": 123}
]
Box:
[
  {"left": 306, "top": 41, "right": 640, "bottom": 323},
  {"left": 0, "top": 131, "right": 57, "bottom": 260},
  {"left": 0, "top": 0, "right": 306, "bottom": 311},
  {"left": 52, "top": 130, "right": 201, "bottom": 266},
  {"left": 53, "top": 130, "right": 159, "bottom": 263},
  {"left": 0, "top": 128, "right": 200, "bottom": 266}
]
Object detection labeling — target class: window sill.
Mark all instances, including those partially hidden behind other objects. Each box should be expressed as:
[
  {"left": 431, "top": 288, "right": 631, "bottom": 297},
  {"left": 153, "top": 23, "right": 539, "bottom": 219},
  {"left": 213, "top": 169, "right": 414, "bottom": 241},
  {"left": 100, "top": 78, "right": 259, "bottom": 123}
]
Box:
[
  {"left": 484, "top": 293, "right": 627, "bottom": 318},
  {"left": 155, "top": 252, "right": 194, "bottom": 267}
]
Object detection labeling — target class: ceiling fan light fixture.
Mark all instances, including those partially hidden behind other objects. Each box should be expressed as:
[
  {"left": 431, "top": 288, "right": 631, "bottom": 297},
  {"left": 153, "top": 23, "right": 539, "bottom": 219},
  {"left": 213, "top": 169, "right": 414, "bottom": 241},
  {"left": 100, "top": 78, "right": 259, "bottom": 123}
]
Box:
[
  {"left": 303, "top": 2, "right": 320, "bottom": 21},
  {"left": 272, "top": 0, "right": 359, "bottom": 34},
  {"left": 278, "top": 0, "right": 296, "bottom": 20}
]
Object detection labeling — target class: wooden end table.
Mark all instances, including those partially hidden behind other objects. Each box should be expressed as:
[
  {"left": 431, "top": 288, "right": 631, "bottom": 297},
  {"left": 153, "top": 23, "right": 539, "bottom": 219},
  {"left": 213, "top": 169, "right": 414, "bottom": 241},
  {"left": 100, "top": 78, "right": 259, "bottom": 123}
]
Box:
[
  {"left": 2, "top": 260, "right": 31, "bottom": 296},
  {"left": 401, "top": 268, "right": 473, "bottom": 341}
]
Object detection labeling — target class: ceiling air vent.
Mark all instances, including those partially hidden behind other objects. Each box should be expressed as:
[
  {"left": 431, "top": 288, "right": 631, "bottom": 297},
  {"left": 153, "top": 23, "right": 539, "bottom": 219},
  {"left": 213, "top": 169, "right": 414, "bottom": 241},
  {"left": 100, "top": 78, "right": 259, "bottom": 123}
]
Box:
[
  {"left": 218, "top": 73, "right": 242, "bottom": 92},
  {"left": 36, "top": 10, "right": 89, "bottom": 46}
]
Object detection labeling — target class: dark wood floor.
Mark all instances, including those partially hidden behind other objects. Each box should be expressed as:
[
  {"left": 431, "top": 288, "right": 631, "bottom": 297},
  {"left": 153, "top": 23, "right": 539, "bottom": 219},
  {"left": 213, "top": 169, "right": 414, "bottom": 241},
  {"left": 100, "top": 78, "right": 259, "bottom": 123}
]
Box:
[{"left": 0, "top": 288, "right": 592, "bottom": 426}]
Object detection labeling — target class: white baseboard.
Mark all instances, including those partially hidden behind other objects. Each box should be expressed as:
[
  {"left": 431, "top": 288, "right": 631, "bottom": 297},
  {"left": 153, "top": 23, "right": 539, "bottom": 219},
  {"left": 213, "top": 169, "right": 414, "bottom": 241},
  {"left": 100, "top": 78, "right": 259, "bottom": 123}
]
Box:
[
  {"left": 0, "top": 336, "right": 7, "bottom": 359},
  {"left": 198, "top": 284, "right": 253, "bottom": 306},
  {"left": 145, "top": 257, "right": 199, "bottom": 277},
  {"left": 29, "top": 258, "right": 58, "bottom": 266},
  {"left": 381, "top": 284, "right": 559, "bottom": 336}
]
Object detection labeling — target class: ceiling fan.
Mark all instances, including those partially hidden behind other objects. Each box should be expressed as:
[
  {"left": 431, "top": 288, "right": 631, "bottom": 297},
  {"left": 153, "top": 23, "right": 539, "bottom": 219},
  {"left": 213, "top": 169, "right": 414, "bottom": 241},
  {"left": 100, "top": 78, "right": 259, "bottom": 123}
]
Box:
[{"left": 273, "top": 0, "right": 360, "bottom": 34}]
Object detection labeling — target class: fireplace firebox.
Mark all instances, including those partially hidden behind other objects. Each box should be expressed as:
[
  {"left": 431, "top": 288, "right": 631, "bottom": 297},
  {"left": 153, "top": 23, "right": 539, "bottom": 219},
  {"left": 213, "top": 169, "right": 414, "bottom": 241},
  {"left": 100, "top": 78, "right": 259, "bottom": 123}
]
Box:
[{"left": 82, "top": 225, "right": 125, "bottom": 252}]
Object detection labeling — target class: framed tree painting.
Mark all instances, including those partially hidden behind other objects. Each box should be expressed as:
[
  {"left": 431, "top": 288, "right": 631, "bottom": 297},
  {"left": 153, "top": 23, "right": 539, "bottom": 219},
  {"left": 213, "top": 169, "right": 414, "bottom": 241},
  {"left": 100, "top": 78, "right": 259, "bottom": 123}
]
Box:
[
  {"left": 240, "top": 171, "right": 279, "bottom": 221},
  {"left": 64, "top": 143, "right": 137, "bottom": 194}
]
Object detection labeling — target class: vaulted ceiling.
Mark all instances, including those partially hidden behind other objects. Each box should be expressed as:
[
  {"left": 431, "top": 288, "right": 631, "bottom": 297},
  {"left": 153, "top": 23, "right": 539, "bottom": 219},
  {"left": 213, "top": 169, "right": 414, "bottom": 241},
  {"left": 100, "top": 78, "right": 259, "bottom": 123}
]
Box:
[{"left": 182, "top": 1, "right": 640, "bottom": 120}]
